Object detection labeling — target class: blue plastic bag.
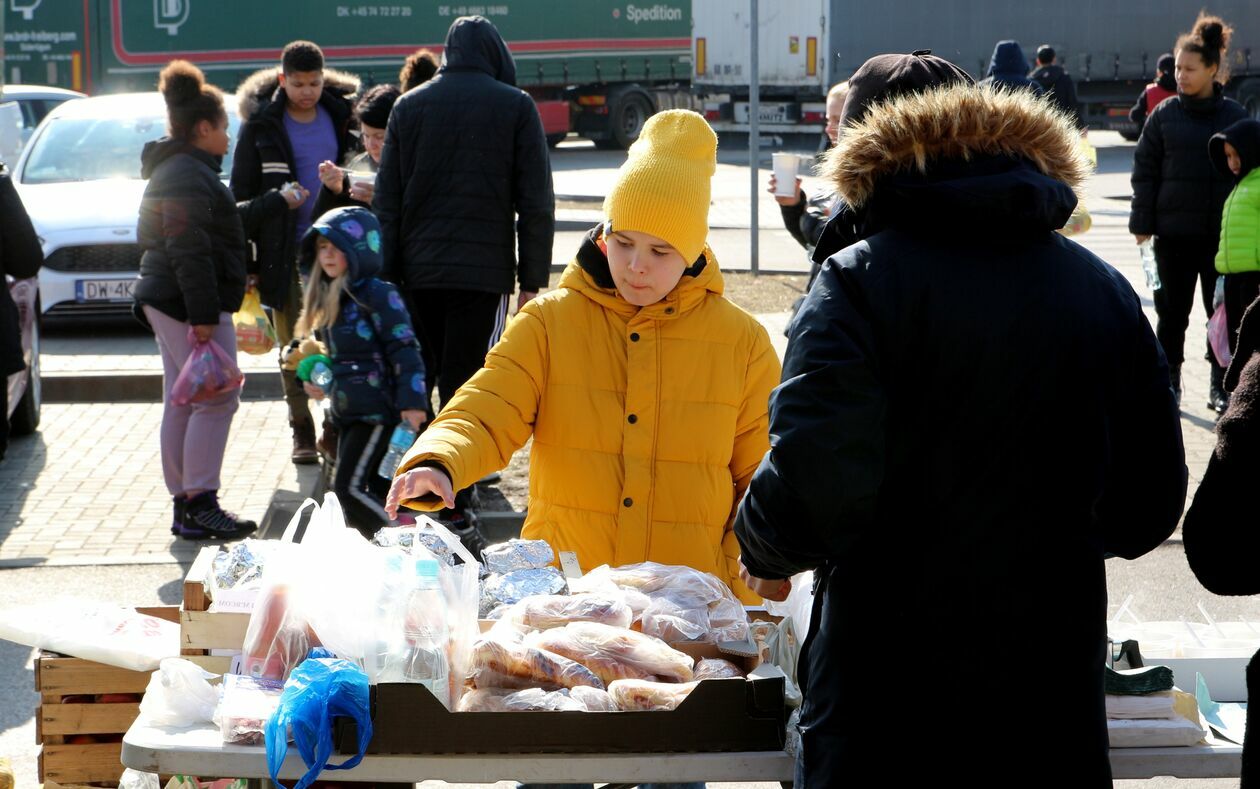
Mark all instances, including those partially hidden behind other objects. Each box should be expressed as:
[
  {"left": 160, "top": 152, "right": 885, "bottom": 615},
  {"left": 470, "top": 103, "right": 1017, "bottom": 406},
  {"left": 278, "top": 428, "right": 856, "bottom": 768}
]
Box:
[{"left": 265, "top": 656, "right": 373, "bottom": 789}]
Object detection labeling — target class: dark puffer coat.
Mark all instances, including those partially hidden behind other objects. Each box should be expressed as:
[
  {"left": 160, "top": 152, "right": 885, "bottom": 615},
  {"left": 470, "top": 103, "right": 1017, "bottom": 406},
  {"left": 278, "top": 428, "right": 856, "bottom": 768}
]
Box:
[
  {"left": 735, "top": 85, "right": 1187, "bottom": 787},
  {"left": 373, "top": 16, "right": 554, "bottom": 294},
  {"left": 1130, "top": 83, "right": 1248, "bottom": 240},
  {"left": 135, "top": 140, "right": 248, "bottom": 326},
  {"left": 0, "top": 166, "right": 42, "bottom": 377}
]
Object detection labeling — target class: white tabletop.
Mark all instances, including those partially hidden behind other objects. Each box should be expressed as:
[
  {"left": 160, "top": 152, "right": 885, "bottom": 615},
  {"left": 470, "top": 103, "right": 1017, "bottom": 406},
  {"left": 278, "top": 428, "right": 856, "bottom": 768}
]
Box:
[{"left": 122, "top": 720, "right": 1243, "bottom": 783}]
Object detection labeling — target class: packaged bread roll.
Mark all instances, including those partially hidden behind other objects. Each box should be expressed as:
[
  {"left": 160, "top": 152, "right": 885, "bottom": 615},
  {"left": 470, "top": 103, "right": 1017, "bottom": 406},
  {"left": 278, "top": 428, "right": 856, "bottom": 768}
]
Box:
[
  {"left": 569, "top": 685, "right": 619, "bottom": 712},
  {"left": 608, "top": 679, "right": 699, "bottom": 711},
  {"left": 506, "top": 593, "right": 635, "bottom": 631},
  {"left": 456, "top": 688, "right": 514, "bottom": 712},
  {"left": 469, "top": 636, "right": 606, "bottom": 691},
  {"left": 693, "top": 657, "right": 745, "bottom": 680},
  {"left": 529, "top": 622, "right": 694, "bottom": 684}
]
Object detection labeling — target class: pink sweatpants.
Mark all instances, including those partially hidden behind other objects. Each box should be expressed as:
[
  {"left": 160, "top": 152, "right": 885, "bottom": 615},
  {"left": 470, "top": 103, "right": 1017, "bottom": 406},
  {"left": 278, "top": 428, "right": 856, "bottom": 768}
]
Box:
[{"left": 143, "top": 306, "right": 240, "bottom": 496}]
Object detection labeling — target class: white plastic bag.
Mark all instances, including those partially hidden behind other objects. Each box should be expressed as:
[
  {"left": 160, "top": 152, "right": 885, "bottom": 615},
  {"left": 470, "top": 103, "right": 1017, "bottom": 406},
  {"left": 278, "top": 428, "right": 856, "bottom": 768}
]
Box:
[
  {"left": 138, "top": 657, "right": 220, "bottom": 727},
  {"left": 0, "top": 601, "right": 178, "bottom": 671},
  {"left": 119, "top": 769, "right": 161, "bottom": 789}
]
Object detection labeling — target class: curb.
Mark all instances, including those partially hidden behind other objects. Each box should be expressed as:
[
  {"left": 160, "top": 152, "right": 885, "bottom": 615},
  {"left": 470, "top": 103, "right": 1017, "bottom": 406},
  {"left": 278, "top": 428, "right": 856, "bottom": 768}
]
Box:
[{"left": 43, "top": 370, "right": 285, "bottom": 404}]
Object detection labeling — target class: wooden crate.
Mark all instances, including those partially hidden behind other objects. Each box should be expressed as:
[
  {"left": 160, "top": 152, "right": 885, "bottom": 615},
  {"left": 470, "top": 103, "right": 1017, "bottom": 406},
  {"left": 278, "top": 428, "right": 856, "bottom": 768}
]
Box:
[
  {"left": 181, "top": 545, "right": 251, "bottom": 666},
  {"left": 35, "top": 605, "right": 177, "bottom": 785}
]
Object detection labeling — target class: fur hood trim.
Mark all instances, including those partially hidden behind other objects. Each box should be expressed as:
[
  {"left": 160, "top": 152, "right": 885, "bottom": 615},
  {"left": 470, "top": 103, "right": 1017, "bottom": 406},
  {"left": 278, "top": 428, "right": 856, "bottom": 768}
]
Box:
[
  {"left": 235, "top": 67, "right": 360, "bottom": 121},
  {"left": 821, "top": 84, "right": 1090, "bottom": 208}
]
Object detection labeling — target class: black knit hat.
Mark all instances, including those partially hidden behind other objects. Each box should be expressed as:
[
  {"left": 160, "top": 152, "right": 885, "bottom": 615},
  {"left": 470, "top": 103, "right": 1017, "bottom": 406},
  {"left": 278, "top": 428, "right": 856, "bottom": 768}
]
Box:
[{"left": 839, "top": 50, "right": 976, "bottom": 127}]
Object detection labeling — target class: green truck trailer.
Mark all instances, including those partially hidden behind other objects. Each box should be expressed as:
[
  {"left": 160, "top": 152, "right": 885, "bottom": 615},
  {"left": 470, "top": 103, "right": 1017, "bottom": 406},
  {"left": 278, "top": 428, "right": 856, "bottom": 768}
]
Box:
[{"left": 3, "top": 0, "right": 692, "bottom": 147}]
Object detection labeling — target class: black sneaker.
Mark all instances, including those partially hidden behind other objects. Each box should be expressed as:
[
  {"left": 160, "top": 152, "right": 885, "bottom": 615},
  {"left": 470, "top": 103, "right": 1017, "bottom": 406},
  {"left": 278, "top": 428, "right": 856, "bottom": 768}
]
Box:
[
  {"left": 183, "top": 491, "right": 258, "bottom": 540},
  {"left": 170, "top": 495, "right": 188, "bottom": 536},
  {"left": 437, "top": 508, "right": 487, "bottom": 561}
]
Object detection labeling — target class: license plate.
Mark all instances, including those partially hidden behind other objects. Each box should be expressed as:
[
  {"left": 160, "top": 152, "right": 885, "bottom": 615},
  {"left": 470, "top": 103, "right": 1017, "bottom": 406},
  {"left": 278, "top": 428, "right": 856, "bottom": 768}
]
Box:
[
  {"left": 757, "top": 105, "right": 790, "bottom": 123},
  {"left": 1107, "top": 107, "right": 1130, "bottom": 117},
  {"left": 75, "top": 278, "right": 136, "bottom": 302}
]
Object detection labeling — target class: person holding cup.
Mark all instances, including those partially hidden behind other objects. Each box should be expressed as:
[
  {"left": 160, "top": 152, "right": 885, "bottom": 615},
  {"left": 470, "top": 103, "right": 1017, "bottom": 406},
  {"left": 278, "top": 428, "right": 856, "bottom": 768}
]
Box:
[
  {"left": 769, "top": 81, "right": 848, "bottom": 262},
  {"left": 313, "top": 84, "right": 402, "bottom": 217}
]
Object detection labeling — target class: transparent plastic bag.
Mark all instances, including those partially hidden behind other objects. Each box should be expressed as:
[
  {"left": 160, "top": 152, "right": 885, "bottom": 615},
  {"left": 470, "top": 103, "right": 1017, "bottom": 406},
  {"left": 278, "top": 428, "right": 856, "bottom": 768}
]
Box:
[
  {"left": 233, "top": 287, "right": 276, "bottom": 355},
  {"left": 0, "top": 601, "right": 178, "bottom": 671},
  {"left": 119, "top": 770, "right": 161, "bottom": 789},
  {"left": 608, "top": 678, "right": 699, "bottom": 711},
  {"left": 573, "top": 561, "right": 751, "bottom": 643},
  {"left": 265, "top": 657, "right": 372, "bottom": 789},
  {"left": 138, "top": 658, "right": 220, "bottom": 727},
  {"left": 694, "top": 657, "right": 746, "bottom": 680},
  {"left": 569, "top": 684, "right": 619, "bottom": 712},
  {"left": 500, "top": 593, "right": 634, "bottom": 632},
  {"left": 528, "top": 622, "right": 694, "bottom": 684},
  {"left": 469, "top": 633, "right": 605, "bottom": 691},
  {"left": 241, "top": 506, "right": 319, "bottom": 681},
  {"left": 216, "top": 673, "right": 284, "bottom": 745},
  {"left": 501, "top": 687, "right": 586, "bottom": 712},
  {"left": 170, "top": 331, "right": 244, "bottom": 406}
]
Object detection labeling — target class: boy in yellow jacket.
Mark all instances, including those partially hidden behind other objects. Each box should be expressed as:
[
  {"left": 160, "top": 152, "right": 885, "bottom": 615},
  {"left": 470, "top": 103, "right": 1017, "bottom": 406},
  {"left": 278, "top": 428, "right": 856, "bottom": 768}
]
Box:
[{"left": 385, "top": 110, "right": 780, "bottom": 602}]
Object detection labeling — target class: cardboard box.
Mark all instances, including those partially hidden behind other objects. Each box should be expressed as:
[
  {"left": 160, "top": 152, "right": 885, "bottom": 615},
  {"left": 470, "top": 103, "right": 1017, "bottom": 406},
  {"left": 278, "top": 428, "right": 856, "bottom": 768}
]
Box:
[{"left": 335, "top": 640, "right": 785, "bottom": 755}]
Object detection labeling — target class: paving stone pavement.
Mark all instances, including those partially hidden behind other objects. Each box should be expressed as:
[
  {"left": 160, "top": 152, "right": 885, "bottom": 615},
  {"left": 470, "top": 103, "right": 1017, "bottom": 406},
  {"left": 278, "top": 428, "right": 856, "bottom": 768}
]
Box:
[{"left": 0, "top": 398, "right": 319, "bottom": 566}]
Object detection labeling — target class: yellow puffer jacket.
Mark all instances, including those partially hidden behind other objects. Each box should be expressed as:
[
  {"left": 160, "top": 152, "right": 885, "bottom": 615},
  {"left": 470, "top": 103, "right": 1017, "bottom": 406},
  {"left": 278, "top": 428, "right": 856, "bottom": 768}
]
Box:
[{"left": 396, "top": 232, "right": 781, "bottom": 603}]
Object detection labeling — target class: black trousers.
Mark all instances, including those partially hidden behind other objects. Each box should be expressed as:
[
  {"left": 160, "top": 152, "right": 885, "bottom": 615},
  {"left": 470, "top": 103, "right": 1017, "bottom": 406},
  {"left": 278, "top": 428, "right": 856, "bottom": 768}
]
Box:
[
  {"left": 408, "top": 288, "right": 510, "bottom": 415},
  {"left": 332, "top": 421, "right": 393, "bottom": 538},
  {"left": 1224, "top": 272, "right": 1260, "bottom": 357},
  {"left": 0, "top": 382, "right": 8, "bottom": 461},
  {"left": 1153, "top": 237, "right": 1221, "bottom": 369}
]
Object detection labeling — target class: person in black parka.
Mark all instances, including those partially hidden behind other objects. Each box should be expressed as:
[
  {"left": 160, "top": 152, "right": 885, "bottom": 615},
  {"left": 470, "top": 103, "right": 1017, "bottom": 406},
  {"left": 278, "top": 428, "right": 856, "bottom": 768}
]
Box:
[
  {"left": 1130, "top": 14, "right": 1248, "bottom": 413},
  {"left": 1183, "top": 292, "right": 1260, "bottom": 785},
  {"left": 373, "top": 14, "right": 554, "bottom": 549},
  {"left": 979, "top": 40, "right": 1044, "bottom": 95},
  {"left": 0, "top": 161, "right": 43, "bottom": 460},
  {"left": 1030, "top": 44, "right": 1082, "bottom": 128},
  {"left": 135, "top": 60, "right": 257, "bottom": 541},
  {"left": 735, "top": 55, "right": 1187, "bottom": 788}
]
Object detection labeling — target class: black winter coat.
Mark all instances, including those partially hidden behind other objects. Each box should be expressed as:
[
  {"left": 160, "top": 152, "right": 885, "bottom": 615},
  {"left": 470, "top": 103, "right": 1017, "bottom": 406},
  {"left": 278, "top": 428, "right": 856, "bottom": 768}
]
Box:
[
  {"left": 135, "top": 140, "right": 248, "bottom": 326},
  {"left": 374, "top": 16, "right": 554, "bottom": 294},
  {"left": 735, "top": 86, "right": 1186, "bottom": 787},
  {"left": 0, "top": 166, "right": 42, "bottom": 377},
  {"left": 230, "top": 69, "right": 358, "bottom": 310},
  {"left": 1183, "top": 293, "right": 1260, "bottom": 785},
  {"left": 1030, "top": 63, "right": 1082, "bottom": 127},
  {"left": 1130, "top": 84, "right": 1248, "bottom": 240}
]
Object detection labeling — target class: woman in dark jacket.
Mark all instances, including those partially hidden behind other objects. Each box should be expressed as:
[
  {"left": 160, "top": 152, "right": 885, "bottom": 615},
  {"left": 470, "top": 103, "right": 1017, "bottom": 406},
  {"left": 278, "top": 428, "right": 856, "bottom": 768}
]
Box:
[
  {"left": 134, "top": 60, "right": 257, "bottom": 541},
  {"left": 312, "top": 84, "right": 402, "bottom": 217},
  {"left": 1130, "top": 14, "right": 1248, "bottom": 412},
  {"left": 0, "top": 162, "right": 43, "bottom": 459},
  {"left": 735, "top": 52, "right": 1185, "bottom": 788}
]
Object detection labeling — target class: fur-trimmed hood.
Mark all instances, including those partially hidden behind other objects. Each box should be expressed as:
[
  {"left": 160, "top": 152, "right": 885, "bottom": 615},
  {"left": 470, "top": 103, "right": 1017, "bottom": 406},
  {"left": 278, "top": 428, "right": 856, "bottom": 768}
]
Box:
[
  {"left": 822, "top": 84, "right": 1090, "bottom": 220},
  {"left": 235, "top": 66, "right": 360, "bottom": 121}
]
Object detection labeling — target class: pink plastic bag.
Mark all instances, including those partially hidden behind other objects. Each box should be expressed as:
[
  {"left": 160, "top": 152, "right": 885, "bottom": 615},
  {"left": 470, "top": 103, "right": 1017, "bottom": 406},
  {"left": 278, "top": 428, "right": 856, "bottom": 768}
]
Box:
[
  {"left": 171, "top": 330, "right": 244, "bottom": 406},
  {"left": 1208, "top": 303, "right": 1232, "bottom": 369}
]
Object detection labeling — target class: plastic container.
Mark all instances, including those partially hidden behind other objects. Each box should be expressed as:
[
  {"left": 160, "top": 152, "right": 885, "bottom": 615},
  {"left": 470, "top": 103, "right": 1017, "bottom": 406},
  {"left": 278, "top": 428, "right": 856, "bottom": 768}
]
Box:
[
  {"left": 1140, "top": 240, "right": 1160, "bottom": 290},
  {"left": 377, "top": 422, "right": 419, "bottom": 479},
  {"left": 1181, "top": 638, "right": 1257, "bottom": 658}
]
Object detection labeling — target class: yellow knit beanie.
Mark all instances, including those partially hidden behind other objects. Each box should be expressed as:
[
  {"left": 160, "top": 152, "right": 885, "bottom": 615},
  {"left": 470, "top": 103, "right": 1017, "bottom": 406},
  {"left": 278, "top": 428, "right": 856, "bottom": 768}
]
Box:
[{"left": 603, "top": 109, "right": 716, "bottom": 263}]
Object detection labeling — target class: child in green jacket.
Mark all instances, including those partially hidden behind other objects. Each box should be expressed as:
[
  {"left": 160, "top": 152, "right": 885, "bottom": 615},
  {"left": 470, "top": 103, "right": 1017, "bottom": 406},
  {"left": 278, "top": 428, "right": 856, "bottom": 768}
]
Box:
[{"left": 1211, "top": 119, "right": 1260, "bottom": 358}]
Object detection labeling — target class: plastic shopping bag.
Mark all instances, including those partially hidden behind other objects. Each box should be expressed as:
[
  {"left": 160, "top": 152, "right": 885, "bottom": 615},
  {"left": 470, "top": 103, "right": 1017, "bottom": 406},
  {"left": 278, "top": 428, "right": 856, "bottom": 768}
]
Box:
[
  {"left": 171, "top": 330, "right": 244, "bottom": 406},
  {"left": 138, "top": 658, "right": 220, "bottom": 727},
  {"left": 0, "top": 601, "right": 178, "bottom": 671},
  {"left": 233, "top": 288, "right": 276, "bottom": 355},
  {"left": 1209, "top": 302, "right": 1232, "bottom": 368},
  {"left": 265, "top": 656, "right": 372, "bottom": 789}
]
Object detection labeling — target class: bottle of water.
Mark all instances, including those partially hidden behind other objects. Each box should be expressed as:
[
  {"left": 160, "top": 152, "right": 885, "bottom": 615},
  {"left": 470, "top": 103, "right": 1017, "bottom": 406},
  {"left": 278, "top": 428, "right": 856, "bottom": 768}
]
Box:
[
  {"left": 398, "top": 559, "right": 450, "bottom": 706},
  {"left": 311, "top": 361, "right": 333, "bottom": 388},
  {"left": 365, "top": 553, "right": 408, "bottom": 684},
  {"left": 1140, "top": 239, "right": 1160, "bottom": 291},
  {"left": 377, "top": 421, "right": 418, "bottom": 478}
]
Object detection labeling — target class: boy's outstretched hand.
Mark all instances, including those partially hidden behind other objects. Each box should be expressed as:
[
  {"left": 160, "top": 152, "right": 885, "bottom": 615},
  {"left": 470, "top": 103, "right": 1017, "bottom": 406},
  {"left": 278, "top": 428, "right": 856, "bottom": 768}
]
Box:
[
  {"left": 739, "top": 557, "right": 793, "bottom": 602},
  {"left": 385, "top": 466, "right": 454, "bottom": 519}
]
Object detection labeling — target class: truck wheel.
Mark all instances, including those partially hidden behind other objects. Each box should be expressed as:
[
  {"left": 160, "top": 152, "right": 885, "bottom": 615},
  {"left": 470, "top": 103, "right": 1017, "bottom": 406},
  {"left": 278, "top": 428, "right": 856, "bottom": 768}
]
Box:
[
  {"left": 1238, "top": 78, "right": 1260, "bottom": 120},
  {"left": 9, "top": 311, "right": 40, "bottom": 436},
  {"left": 610, "top": 91, "right": 653, "bottom": 149}
]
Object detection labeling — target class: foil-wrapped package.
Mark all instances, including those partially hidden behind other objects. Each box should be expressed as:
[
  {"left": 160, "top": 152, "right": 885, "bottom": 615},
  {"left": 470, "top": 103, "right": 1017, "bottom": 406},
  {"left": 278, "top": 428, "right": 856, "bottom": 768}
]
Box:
[
  {"left": 482, "top": 539, "right": 555, "bottom": 575},
  {"left": 210, "top": 540, "right": 269, "bottom": 593},
  {"left": 371, "top": 527, "right": 460, "bottom": 566},
  {"left": 479, "top": 567, "right": 569, "bottom": 617}
]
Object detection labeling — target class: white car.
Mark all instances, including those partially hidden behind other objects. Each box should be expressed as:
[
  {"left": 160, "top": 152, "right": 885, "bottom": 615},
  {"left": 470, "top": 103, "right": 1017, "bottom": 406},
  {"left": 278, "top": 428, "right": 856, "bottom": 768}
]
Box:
[
  {"left": 13, "top": 92, "right": 240, "bottom": 317},
  {"left": 0, "top": 84, "right": 85, "bottom": 156}
]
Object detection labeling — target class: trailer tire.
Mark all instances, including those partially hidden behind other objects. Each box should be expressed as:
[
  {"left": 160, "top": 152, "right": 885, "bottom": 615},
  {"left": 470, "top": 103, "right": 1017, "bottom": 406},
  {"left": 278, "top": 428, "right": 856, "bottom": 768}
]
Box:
[
  {"left": 610, "top": 91, "right": 654, "bottom": 150},
  {"left": 1238, "top": 78, "right": 1260, "bottom": 121}
]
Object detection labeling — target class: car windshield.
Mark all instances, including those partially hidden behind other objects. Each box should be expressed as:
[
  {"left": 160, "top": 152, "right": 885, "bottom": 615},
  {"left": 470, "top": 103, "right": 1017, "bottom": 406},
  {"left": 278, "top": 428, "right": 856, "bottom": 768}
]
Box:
[{"left": 20, "top": 111, "right": 238, "bottom": 184}]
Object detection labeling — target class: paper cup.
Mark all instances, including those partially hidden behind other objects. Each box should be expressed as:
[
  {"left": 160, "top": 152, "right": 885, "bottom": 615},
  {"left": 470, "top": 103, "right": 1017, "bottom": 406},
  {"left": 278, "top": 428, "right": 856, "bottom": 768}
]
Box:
[{"left": 771, "top": 153, "right": 800, "bottom": 197}]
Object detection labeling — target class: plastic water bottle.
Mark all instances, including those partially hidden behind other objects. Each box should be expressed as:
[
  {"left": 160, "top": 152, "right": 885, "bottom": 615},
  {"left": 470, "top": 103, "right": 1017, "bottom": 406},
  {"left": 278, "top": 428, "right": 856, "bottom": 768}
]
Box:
[
  {"left": 377, "top": 421, "right": 418, "bottom": 478},
  {"left": 398, "top": 559, "right": 450, "bottom": 706},
  {"left": 1140, "top": 240, "right": 1160, "bottom": 291},
  {"left": 311, "top": 361, "right": 333, "bottom": 388},
  {"left": 364, "top": 554, "right": 408, "bottom": 684}
]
